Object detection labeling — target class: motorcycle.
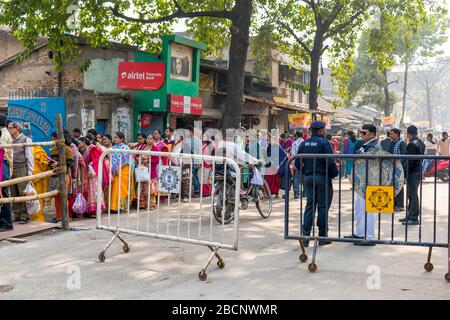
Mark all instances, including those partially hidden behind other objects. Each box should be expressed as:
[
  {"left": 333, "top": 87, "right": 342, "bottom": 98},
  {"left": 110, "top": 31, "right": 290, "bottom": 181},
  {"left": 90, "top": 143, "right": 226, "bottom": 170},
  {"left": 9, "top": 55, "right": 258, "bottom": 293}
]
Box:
[{"left": 422, "top": 159, "right": 449, "bottom": 182}]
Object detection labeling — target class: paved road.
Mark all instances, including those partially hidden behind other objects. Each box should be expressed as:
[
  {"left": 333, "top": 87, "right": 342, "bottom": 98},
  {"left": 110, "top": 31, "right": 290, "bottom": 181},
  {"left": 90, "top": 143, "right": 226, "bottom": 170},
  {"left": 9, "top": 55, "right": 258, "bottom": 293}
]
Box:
[{"left": 0, "top": 181, "right": 449, "bottom": 299}]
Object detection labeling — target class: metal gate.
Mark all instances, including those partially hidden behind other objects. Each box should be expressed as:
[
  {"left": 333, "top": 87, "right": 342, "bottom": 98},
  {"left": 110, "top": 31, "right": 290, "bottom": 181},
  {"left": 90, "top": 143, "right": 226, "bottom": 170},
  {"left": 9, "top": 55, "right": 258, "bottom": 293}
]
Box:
[
  {"left": 96, "top": 149, "right": 241, "bottom": 280},
  {"left": 284, "top": 153, "right": 450, "bottom": 281}
]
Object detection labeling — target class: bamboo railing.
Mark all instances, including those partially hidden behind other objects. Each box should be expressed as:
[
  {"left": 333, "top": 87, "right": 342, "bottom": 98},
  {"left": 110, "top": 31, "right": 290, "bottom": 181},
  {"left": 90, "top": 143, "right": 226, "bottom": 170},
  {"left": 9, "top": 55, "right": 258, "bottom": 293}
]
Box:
[{"left": 0, "top": 114, "right": 69, "bottom": 230}]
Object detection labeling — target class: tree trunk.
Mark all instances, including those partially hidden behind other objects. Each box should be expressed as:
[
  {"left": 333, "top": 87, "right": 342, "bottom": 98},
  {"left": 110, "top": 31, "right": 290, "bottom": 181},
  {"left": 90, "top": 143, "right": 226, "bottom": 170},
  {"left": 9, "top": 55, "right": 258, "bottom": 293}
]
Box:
[
  {"left": 426, "top": 85, "right": 433, "bottom": 128},
  {"left": 221, "top": 0, "right": 253, "bottom": 130},
  {"left": 400, "top": 64, "right": 409, "bottom": 128},
  {"left": 308, "top": 32, "right": 324, "bottom": 114},
  {"left": 382, "top": 70, "right": 391, "bottom": 116}
]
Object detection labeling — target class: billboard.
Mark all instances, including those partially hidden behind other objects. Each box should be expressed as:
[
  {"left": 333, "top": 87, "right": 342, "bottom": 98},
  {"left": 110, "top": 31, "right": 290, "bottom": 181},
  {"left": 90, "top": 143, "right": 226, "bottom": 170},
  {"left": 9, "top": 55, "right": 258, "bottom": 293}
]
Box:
[
  {"left": 170, "top": 43, "right": 193, "bottom": 82},
  {"left": 117, "top": 62, "right": 165, "bottom": 90},
  {"left": 8, "top": 97, "right": 66, "bottom": 143}
]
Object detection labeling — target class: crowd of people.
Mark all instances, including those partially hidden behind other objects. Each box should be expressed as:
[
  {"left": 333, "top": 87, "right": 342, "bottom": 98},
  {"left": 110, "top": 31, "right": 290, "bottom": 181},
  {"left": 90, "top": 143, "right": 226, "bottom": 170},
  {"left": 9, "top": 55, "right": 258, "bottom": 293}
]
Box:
[
  {"left": 1, "top": 113, "right": 449, "bottom": 239},
  {"left": 295, "top": 120, "right": 450, "bottom": 247}
]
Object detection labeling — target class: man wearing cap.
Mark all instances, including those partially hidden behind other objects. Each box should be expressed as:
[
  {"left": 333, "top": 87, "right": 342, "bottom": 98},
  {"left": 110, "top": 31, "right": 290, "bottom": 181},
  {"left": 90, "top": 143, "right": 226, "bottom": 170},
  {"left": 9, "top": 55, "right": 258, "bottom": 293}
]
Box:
[
  {"left": 295, "top": 121, "right": 338, "bottom": 246},
  {"left": 0, "top": 115, "right": 13, "bottom": 231},
  {"left": 346, "top": 124, "right": 382, "bottom": 245}
]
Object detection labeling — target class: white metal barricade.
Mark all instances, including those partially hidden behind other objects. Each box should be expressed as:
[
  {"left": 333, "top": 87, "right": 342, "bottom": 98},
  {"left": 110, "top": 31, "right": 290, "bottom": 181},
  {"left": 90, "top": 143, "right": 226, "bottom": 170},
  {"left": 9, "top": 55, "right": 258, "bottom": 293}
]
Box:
[{"left": 95, "top": 149, "right": 241, "bottom": 280}]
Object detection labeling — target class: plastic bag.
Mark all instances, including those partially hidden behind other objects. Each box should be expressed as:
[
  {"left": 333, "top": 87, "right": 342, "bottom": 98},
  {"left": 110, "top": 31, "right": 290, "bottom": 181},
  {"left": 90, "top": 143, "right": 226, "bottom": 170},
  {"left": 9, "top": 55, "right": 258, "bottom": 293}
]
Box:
[
  {"left": 135, "top": 166, "right": 150, "bottom": 182},
  {"left": 88, "top": 164, "right": 96, "bottom": 177},
  {"left": 251, "top": 167, "right": 264, "bottom": 186},
  {"left": 72, "top": 193, "right": 87, "bottom": 214},
  {"left": 23, "top": 183, "right": 41, "bottom": 215}
]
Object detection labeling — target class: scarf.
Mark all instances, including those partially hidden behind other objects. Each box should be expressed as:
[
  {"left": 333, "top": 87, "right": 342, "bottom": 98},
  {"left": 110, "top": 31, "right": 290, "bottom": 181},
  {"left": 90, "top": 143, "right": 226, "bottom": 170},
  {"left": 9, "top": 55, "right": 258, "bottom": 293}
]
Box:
[{"left": 111, "top": 143, "right": 133, "bottom": 175}]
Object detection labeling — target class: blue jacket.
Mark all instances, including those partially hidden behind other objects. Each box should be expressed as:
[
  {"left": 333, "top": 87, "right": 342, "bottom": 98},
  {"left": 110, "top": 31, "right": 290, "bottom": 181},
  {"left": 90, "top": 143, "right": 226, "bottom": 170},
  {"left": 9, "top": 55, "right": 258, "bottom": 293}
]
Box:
[{"left": 295, "top": 134, "right": 338, "bottom": 178}]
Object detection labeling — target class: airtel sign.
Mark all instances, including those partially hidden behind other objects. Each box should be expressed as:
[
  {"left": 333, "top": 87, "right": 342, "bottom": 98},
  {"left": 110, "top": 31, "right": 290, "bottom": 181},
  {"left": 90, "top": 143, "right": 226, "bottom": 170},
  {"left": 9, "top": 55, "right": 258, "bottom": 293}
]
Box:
[{"left": 118, "top": 62, "right": 165, "bottom": 90}]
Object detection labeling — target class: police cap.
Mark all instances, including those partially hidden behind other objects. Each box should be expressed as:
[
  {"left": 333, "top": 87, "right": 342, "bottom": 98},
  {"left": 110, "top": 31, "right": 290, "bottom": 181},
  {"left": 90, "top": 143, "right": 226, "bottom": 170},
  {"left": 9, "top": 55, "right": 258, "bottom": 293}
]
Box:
[{"left": 310, "top": 120, "right": 326, "bottom": 130}]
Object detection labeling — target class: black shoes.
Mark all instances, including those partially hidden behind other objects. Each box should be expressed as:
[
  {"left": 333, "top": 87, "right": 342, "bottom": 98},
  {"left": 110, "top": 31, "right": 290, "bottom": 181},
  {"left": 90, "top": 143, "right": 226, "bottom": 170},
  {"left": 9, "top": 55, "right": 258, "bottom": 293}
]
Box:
[
  {"left": 319, "top": 240, "right": 332, "bottom": 246},
  {"left": 402, "top": 219, "right": 420, "bottom": 226},
  {"left": 344, "top": 234, "right": 364, "bottom": 239},
  {"left": 0, "top": 226, "right": 13, "bottom": 232}
]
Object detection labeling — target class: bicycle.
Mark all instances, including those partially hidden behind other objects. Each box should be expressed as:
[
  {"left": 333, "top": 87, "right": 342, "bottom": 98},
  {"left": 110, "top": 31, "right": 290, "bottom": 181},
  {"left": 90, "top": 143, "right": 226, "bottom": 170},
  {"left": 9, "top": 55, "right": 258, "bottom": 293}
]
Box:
[{"left": 212, "top": 163, "right": 272, "bottom": 224}]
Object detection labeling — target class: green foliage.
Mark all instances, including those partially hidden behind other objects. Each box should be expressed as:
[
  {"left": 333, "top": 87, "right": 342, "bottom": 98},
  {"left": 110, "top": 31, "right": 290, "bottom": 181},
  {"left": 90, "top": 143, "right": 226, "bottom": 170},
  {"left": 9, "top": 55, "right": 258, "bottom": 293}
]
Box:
[
  {"left": 0, "top": 0, "right": 236, "bottom": 70},
  {"left": 336, "top": 0, "right": 449, "bottom": 115},
  {"left": 257, "top": 0, "right": 373, "bottom": 110}
]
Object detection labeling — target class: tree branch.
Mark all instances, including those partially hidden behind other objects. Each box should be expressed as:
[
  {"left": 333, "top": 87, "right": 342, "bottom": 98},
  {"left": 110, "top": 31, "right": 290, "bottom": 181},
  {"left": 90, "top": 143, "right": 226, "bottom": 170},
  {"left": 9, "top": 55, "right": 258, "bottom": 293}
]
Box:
[
  {"left": 264, "top": 5, "right": 312, "bottom": 56},
  {"left": 322, "top": 2, "right": 344, "bottom": 30},
  {"left": 302, "top": 0, "right": 321, "bottom": 28},
  {"left": 275, "top": 18, "right": 312, "bottom": 57},
  {"left": 324, "top": 8, "right": 366, "bottom": 40},
  {"left": 173, "top": 0, "right": 183, "bottom": 12},
  {"left": 111, "top": 4, "right": 232, "bottom": 24}
]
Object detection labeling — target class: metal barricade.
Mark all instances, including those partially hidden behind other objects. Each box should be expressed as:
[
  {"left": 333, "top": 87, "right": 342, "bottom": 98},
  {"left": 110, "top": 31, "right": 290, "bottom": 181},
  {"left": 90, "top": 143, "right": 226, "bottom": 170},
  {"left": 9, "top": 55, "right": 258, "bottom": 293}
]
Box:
[
  {"left": 285, "top": 153, "right": 450, "bottom": 282},
  {"left": 95, "top": 149, "right": 241, "bottom": 281}
]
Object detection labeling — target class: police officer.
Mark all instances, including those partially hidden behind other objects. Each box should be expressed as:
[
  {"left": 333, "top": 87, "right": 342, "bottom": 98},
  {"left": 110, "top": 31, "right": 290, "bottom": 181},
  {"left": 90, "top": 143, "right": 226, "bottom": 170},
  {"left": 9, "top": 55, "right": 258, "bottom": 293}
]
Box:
[{"left": 295, "top": 121, "right": 338, "bottom": 246}]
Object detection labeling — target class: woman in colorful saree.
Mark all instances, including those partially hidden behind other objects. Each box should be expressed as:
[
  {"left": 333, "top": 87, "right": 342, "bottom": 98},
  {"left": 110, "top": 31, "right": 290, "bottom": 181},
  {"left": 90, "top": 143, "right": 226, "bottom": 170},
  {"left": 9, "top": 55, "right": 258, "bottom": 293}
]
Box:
[
  {"left": 84, "top": 136, "right": 109, "bottom": 217},
  {"left": 31, "top": 146, "right": 50, "bottom": 222},
  {"left": 110, "top": 132, "right": 135, "bottom": 213},
  {"left": 137, "top": 135, "right": 159, "bottom": 210},
  {"left": 152, "top": 129, "right": 169, "bottom": 164}
]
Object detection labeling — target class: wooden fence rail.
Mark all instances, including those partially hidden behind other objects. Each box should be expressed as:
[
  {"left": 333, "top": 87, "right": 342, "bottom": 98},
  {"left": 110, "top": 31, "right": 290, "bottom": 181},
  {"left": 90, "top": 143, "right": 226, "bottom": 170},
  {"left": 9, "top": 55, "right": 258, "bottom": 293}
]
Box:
[{"left": 0, "top": 115, "right": 69, "bottom": 230}]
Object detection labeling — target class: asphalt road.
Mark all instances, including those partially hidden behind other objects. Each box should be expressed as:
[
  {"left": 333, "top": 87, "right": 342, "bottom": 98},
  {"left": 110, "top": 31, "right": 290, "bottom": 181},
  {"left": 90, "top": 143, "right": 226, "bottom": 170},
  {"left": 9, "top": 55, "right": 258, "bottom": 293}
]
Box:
[{"left": 0, "top": 180, "right": 449, "bottom": 299}]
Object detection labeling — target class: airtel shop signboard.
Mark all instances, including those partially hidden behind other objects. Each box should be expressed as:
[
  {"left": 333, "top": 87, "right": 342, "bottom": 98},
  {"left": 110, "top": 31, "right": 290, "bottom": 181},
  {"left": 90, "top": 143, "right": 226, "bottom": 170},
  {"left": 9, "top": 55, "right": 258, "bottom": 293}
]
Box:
[{"left": 117, "top": 62, "right": 165, "bottom": 90}]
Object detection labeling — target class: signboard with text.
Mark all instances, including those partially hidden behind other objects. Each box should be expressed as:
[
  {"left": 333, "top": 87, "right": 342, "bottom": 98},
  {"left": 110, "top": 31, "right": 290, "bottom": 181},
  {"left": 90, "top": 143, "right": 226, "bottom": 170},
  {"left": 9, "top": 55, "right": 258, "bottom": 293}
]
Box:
[
  {"left": 382, "top": 116, "right": 395, "bottom": 127},
  {"left": 288, "top": 113, "right": 312, "bottom": 129},
  {"left": 170, "top": 94, "right": 203, "bottom": 115},
  {"left": 8, "top": 97, "right": 66, "bottom": 144},
  {"left": 118, "top": 62, "right": 165, "bottom": 90}
]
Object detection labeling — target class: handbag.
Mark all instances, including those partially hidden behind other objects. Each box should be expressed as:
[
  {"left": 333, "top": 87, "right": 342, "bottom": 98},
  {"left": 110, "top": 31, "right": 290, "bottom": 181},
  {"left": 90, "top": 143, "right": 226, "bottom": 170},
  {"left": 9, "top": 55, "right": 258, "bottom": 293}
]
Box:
[{"left": 135, "top": 166, "right": 151, "bottom": 182}]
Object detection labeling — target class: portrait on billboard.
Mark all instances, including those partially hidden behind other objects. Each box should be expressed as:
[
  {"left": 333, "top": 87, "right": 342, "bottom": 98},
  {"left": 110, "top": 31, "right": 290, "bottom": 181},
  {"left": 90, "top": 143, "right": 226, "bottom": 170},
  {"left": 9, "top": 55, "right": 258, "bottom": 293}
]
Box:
[{"left": 170, "top": 43, "right": 193, "bottom": 81}]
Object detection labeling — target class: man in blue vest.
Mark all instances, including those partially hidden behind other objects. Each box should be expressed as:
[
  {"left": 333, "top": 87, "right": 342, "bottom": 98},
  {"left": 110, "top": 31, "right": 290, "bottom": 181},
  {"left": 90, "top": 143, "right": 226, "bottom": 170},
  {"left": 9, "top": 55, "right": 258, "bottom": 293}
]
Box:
[{"left": 295, "top": 121, "right": 338, "bottom": 246}]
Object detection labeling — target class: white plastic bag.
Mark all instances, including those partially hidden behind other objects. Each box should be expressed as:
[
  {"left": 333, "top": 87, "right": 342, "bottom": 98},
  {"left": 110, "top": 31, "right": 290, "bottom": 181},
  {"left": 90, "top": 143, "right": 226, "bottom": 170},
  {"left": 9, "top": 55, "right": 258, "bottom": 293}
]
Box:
[
  {"left": 23, "top": 182, "right": 41, "bottom": 215},
  {"left": 251, "top": 167, "right": 264, "bottom": 186},
  {"left": 88, "top": 164, "right": 96, "bottom": 177},
  {"left": 135, "top": 166, "right": 151, "bottom": 182}
]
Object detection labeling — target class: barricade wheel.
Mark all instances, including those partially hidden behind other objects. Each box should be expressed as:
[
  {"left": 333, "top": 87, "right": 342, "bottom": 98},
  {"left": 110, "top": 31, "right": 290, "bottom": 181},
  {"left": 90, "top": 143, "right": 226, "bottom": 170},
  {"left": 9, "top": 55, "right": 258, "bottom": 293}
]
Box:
[
  {"left": 99, "top": 253, "right": 106, "bottom": 263},
  {"left": 299, "top": 254, "right": 308, "bottom": 263},
  {"left": 308, "top": 263, "right": 317, "bottom": 273},
  {"left": 123, "top": 245, "right": 130, "bottom": 253},
  {"left": 424, "top": 263, "right": 433, "bottom": 272},
  {"left": 217, "top": 260, "right": 225, "bottom": 269},
  {"left": 199, "top": 271, "right": 207, "bottom": 281},
  {"left": 445, "top": 273, "right": 450, "bottom": 282}
]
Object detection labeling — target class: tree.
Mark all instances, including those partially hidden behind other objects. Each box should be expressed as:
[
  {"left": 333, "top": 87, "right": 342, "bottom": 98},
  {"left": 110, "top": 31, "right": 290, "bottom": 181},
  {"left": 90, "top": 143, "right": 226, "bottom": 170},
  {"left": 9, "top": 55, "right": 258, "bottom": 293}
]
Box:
[
  {"left": 362, "top": 0, "right": 448, "bottom": 127},
  {"left": 0, "top": 0, "right": 255, "bottom": 130},
  {"left": 413, "top": 60, "right": 449, "bottom": 128},
  {"left": 259, "top": 0, "right": 372, "bottom": 113},
  {"left": 347, "top": 33, "right": 399, "bottom": 116}
]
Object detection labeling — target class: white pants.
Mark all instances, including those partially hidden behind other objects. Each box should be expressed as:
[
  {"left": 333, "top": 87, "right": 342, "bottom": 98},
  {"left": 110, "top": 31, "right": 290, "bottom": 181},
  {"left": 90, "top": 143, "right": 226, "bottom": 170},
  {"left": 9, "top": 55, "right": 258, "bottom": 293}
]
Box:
[{"left": 355, "top": 195, "right": 377, "bottom": 239}]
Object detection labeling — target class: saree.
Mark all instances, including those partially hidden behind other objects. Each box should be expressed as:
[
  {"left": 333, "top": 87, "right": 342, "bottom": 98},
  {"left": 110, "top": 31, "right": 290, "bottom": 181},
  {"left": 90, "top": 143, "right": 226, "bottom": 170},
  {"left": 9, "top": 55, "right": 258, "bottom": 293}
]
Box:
[
  {"left": 31, "top": 146, "right": 50, "bottom": 222},
  {"left": 85, "top": 144, "right": 106, "bottom": 215},
  {"left": 137, "top": 145, "right": 159, "bottom": 210},
  {"left": 110, "top": 144, "right": 135, "bottom": 212}
]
